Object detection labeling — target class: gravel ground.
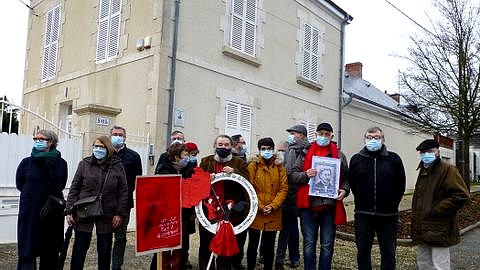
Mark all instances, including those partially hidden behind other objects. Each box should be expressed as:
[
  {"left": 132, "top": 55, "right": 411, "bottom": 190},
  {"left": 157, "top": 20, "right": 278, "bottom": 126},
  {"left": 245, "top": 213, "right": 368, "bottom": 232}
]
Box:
[
  {"left": 0, "top": 229, "right": 418, "bottom": 270},
  {"left": 3, "top": 227, "right": 480, "bottom": 269}
]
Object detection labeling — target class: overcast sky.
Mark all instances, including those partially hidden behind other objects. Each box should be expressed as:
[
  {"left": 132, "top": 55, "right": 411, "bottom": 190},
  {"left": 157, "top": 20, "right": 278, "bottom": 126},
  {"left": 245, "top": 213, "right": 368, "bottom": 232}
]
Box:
[{"left": 0, "top": 0, "right": 434, "bottom": 104}]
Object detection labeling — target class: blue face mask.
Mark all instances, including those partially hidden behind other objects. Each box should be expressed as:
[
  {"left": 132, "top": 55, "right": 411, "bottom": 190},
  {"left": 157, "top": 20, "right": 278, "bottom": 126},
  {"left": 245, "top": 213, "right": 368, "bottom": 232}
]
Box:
[
  {"left": 189, "top": 156, "right": 197, "bottom": 163},
  {"left": 93, "top": 147, "right": 107, "bottom": 159},
  {"left": 421, "top": 152, "right": 436, "bottom": 164},
  {"left": 178, "top": 157, "right": 189, "bottom": 168},
  {"left": 365, "top": 139, "right": 382, "bottom": 152},
  {"left": 316, "top": 136, "right": 330, "bottom": 146},
  {"left": 33, "top": 140, "right": 48, "bottom": 151},
  {"left": 287, "top": 134, "right": 296, "bottom": 144},
  {"left": 240, "top": 144, "right": 247, "bottom": 155},
  {"left": 260, "top": 150, "right": 273, "bottom": 160},
  {"left": 111, "top": 136, "right": 124, "bottom": 148}
]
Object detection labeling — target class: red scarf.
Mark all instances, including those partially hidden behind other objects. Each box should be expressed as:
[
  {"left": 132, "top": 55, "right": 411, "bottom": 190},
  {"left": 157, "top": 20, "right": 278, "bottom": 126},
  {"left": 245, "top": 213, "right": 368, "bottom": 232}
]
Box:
[{"left": 297, "top": 141, "right": 347, "bottom": 225}]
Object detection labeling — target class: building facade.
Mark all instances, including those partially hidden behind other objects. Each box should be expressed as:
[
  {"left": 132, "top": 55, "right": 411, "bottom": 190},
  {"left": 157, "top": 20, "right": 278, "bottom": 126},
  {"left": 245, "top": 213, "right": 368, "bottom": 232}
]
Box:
[{"left": 21, "top": 0, "right": 351, "bottom": 174}]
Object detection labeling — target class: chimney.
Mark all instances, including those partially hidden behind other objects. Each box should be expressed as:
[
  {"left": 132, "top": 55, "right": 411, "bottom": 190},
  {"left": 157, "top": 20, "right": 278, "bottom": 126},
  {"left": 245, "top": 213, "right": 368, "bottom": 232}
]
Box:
[
  {"left": 388, "top": 92, "right": 401, "bottom": 103},
  {"left": 345, "top": 62, "right": 363, "bottom": 78}
]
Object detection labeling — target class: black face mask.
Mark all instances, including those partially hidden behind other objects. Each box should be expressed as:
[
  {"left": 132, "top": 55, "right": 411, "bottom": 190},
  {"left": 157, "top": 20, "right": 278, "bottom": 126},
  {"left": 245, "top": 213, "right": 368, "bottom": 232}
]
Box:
[{"left": 216, "top": 148, "right": 231, "bottom": 158}]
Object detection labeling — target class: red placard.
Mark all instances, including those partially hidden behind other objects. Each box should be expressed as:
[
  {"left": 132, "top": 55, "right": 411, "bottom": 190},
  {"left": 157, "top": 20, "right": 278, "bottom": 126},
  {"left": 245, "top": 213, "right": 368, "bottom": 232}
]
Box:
[{"left": 135, "top": 175, "right": 182, "bottom": 255}]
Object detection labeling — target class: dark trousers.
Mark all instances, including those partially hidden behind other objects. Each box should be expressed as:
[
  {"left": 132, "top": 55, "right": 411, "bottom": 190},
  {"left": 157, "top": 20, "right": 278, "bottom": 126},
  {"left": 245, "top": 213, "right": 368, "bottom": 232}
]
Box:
[
  {"left": 354, "top": 214, "right": 398, "bottom": 270},
  {"left": 112, "top": 209, "right": 130, "bottom": 270},
  {"left": 70, "top": 230, "right": 112, "bottom": 270},
  {"left": 247, "top": 229, "right": 276, "bottom": 270},
  {"left": 17, "top": 253, "right": 58, "bottom": 270},
  {"left": 198, "top": 225, "right": 248, "bottom": 270}
]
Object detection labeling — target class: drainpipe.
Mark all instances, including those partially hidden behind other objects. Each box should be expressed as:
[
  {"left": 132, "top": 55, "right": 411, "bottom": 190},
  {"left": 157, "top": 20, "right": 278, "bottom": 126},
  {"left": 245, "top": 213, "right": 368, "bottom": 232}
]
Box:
[
  {"left": 337, "top": 14, "right": 350, "bottom": 149},
  {"left": 166, "top": 0, "right": 181, "bottom": 147}
]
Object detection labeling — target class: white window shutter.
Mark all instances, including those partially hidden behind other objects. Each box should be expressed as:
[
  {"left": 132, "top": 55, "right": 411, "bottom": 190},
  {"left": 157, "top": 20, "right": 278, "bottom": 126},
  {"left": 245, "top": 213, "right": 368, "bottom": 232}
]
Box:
[
  {"left": 96, "top": 0, "right": 110, "bottom": 62},
  {"left": 42, "top": 5, "right": 61, "bottom": 82},
  {"left": 96, "top": 0, "right": 121, "bottom": 63},
  {"left": 226, "top": 102, "right": 239, "bottom": 130},
  {"left": 244, "top": 0, "right": 257, "bottom": 56},
  {"left": 225, "top": 101, "right": 252, "bottom": 151},
  {"left": 230, "top": 0, "right": 244, "bottom": 51},
  {"left": 301, "top": 23, "right": 322, "bottom": 83},
  {"left": 300, "top": 121, "right": 317, "bottom": 142},
  {"left": 107, "top": 0, "right": 121, "bottom": 59},
  {"left": 230, "top": 0, "right": 257, "bottom": 57}
]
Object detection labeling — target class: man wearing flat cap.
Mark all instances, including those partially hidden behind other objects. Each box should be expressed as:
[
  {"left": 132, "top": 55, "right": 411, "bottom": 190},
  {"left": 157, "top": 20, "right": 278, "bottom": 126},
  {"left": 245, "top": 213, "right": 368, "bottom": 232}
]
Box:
[
  {"left": 296, "top": 122, "right": 349, "bottom": 270},
  {"left": 411, "top": 139, "right": 469, "bottom": 269},
  {"left": 274, "top": 124, "right": 309, "bottom": 269}
]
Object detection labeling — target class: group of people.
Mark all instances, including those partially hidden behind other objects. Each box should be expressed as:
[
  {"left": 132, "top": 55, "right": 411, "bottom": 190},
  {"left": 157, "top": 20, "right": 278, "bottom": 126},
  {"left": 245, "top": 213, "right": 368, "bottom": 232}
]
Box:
[
  {"left": 16, "top": 127, "right": 142, "bottom": 270},
  {"left": 15, "top": 122, "right": 470, "bottom": 270}
]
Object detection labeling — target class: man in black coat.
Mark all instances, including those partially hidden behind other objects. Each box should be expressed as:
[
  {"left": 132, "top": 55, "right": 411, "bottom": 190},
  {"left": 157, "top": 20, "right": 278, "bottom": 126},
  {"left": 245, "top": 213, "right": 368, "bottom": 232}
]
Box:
[
  {"left": 348, "top": 126, "right": 406, "bottom": 270},
  {"left": 110, "top": 126, "right": 143, "bottom": 270}
]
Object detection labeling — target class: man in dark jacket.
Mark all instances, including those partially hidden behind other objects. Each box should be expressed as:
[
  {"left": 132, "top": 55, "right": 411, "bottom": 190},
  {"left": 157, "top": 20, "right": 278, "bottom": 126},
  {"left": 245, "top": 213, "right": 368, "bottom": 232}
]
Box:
[
  {"left": 411, "top": 139, "right": 469, "bottom": 269},
  {"left": 274, "top": 125, "right": 309, "bottom": 269},
  {"left": 198, "top": 134, "right": 249, "bottom": 270},
  {"left": 349, "top": 126, "right": 406, "bottom": 270},
  {"left": 110, "top": 126, "right": 143, "bottom": 270}
]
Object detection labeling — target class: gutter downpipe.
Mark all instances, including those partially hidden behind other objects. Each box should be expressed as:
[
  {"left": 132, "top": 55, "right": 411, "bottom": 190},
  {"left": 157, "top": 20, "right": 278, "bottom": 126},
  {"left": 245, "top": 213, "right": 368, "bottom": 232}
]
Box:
[
  {"left": 166, "top": 0, "right": 181, "bottom": 147},
  {"left": 338, "top": 14, "right": 350, "bottom": 149}
]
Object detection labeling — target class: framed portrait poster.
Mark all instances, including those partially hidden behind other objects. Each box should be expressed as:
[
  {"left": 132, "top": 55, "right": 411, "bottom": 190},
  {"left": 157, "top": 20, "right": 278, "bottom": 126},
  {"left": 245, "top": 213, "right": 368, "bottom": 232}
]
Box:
[{"left": 308, "top": 156, "right": 340, "bottom": 198}]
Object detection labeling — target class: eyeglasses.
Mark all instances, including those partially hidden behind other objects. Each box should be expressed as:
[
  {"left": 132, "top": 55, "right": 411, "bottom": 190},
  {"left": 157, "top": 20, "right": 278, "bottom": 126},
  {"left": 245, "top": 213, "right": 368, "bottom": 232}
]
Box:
[
  {"left": 260, "top": 146, "right": 273, "bottom": 151},
  {"left": 33, "top": 137, "right": 49, "bottom": 142},
  {"left": 365, "top": 136, "right": 382, "bottom": 140}
]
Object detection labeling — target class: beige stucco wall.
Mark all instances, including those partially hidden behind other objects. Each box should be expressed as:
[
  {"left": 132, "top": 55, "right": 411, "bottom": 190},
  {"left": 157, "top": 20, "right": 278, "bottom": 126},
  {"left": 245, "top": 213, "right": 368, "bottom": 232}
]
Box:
[{"left": 170, "top": 0, "right": 344, "bottom": 155}]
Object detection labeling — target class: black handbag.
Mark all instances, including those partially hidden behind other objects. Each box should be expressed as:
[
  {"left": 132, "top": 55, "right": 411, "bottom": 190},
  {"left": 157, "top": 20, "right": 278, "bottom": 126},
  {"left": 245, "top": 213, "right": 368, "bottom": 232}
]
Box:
[
  {"left": 73, "top": 169, "right": 110, "bottom": 221},
  {"left": 40, "top": 194, "right": 66, "bottom": 218},
  {"left": 73, "top": 195, "right": 103, "bottom": 220}
]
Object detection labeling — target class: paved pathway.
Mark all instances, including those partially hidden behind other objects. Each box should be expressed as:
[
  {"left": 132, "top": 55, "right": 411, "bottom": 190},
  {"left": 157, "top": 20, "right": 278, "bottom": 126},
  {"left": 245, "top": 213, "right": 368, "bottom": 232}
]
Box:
[{"left": 451, "top": 226, "right": 480, "bottom": 270}]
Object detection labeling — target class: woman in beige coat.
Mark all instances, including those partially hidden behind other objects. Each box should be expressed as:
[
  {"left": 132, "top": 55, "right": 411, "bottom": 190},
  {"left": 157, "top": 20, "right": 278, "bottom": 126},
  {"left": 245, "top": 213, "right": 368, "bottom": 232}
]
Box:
[{"left": 246, "top": 137, "right": 288, "bottom": 270}]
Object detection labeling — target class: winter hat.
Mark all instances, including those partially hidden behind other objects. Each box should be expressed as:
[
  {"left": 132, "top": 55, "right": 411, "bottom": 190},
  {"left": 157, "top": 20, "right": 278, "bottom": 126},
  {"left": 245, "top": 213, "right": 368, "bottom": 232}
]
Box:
[
  {"left": 286, "top": 125, "right": 307, "bottom": 136},
  {"left": 316, "top": 123, "right": 333, "bottom": 132},
  {"left": 416, "top": 139, "right": 440, "bottom": 151},
  {"left": 185, "top": 142, "right": 198, "bottom": 153}
]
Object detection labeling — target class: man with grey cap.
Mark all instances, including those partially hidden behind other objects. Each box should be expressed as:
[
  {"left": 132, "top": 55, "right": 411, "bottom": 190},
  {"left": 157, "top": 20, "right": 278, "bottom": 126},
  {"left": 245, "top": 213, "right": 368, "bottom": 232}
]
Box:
[
  {"left": 411, "top": 139, "right": 469, "bottom": 270},
  {"left": 274, "top": 125, "right": 309, "bottom": 269}
]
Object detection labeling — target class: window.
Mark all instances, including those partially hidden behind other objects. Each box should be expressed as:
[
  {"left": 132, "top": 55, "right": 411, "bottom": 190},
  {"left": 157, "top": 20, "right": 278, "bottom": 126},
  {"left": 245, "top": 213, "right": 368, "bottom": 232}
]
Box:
[
  {"left": 96, "top": 0, "right": 122, "bottom": 63},
  {"left": 230, "top": 0, "right": 257, "bottom": 57},
  {"left": 300, "top": 121, "right": 317, "bottom": 142},
  {"left": 41, "top": 5, "right": 61, "bottom": 82},
  {"left": 301, "top": 23, "right": 323, "bottom": 83},
  {"left": 225, "top": 101, "right": 252, "bottom": 150}
]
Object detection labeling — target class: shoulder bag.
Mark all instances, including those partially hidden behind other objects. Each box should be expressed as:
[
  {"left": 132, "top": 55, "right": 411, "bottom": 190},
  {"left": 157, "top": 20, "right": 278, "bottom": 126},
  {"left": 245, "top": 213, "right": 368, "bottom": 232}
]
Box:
[{"left": 73, "top": 169, "right": 110, "bottom": 221}]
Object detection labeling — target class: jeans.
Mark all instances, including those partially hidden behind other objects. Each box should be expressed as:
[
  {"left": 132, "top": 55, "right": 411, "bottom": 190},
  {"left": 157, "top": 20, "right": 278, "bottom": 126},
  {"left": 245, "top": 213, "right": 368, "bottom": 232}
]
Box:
[
  {"left": 70, "top": 230, "right": 112, "bottom": 270},
  {"left": 247, "top": 229, "right": 276, "bottom": 270},
  {"left": 354, "top": 213, "right": 398, "bottom": 270},
  {"left": 275, "top": 213, "right": 300, "bottom": 264},
  {"left": 416, "top": 244, "right": 451, "bottom": 270},
  {"left": 300, "top": 208, "right": 335, "bottom": 270},
  {"left": 112, "top": 209, "right": 131, "bottom": 269}
]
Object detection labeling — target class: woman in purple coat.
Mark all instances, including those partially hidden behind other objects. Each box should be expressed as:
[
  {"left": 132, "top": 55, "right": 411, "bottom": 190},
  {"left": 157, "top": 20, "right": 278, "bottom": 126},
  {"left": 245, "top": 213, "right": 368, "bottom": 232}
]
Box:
[{"left": 16, "top": 130, "right": 68, "bottom": 269}]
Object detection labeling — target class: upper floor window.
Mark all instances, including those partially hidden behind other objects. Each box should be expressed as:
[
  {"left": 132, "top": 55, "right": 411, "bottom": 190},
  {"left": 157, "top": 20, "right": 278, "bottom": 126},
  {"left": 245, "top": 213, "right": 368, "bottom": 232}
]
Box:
[
  {"left": 41, "top": 5, "right": 61, "bottom": 82},
  {"left": 230, "top": 0, "right": 258, "bottom": 57},
  {"left": 301, "top": 22, "right": 324, "bottom": 83},
  {"left": 96, "top": 0, "right": 122, "bottom": 63}
]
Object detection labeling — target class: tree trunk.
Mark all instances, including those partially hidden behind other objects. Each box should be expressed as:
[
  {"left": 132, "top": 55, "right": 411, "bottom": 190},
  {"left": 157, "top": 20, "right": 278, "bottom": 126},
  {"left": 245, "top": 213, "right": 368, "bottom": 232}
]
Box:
[{"left": 460, "top": 137, "right": 471, "bottom": 191}]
